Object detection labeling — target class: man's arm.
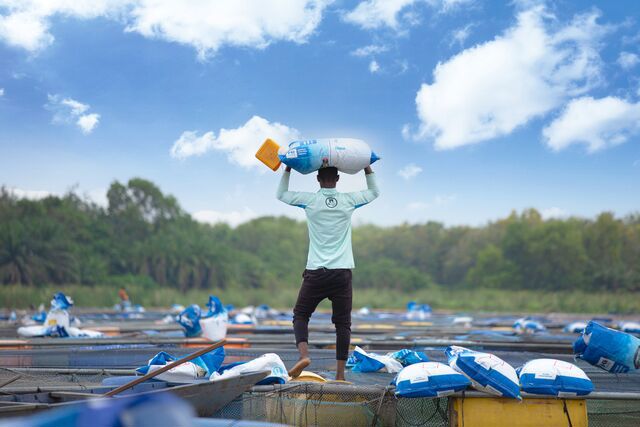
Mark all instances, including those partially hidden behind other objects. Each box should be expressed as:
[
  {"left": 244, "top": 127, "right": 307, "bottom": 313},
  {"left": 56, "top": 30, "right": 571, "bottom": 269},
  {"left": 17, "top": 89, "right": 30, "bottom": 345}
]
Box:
[
  {"left": 344, "top": 166, "right": 380, "bottom": 209},
  {"left": 276, "top": 166, "right": 315, "bottom": 208}
]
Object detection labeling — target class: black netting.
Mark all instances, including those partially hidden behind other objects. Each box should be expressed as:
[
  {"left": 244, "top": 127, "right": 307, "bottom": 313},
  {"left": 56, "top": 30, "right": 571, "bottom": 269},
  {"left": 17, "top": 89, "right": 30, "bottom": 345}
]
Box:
[
  {"left": 212, "top": 384, "right": 449, "bottom": 427},
  {"left": 212, "top": 384, "right": 640, "bottom": 427},
  {"left": 213, "top": 384, "right": 393, "bottom": 426},
  {"left": 587, "top": 400, "right": 640, "bottom": 427},
  {"left": 0, "top": 367, "right": 121, "bottom": 391},
  {"left": 393, "top": 397, "right": 448, "bottom": 427}
]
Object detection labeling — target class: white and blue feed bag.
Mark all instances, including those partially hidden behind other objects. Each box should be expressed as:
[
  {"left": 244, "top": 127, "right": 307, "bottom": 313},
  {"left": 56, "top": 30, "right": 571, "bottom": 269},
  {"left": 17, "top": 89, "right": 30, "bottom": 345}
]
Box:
[
  {"left": 211, "top": 353, "right": 288, "bottom": 385},
  {"left": 136, "top": 348, "right": 225, "bottom": 383},
  {"left": 573, "top": 321, "right": 640, "bottom": 373},
  {"left": 200, "top": 296, "right": 228, "bottom": 341},
  {"left": 279, "top": 138, "right": 380, "bottom": 175},
  {"left": 17, "top": 292, "right": 103, "bottom": 338},
  {"left": 517, "top": 359, "right": 593, "bottom": 396},
  {"left": 619, "top": 321, "right": 640, "bottom": 334},
  {"left": 230, "top": 312, "right": 256, "bottom": 325},
  {"left": 394, "top": 362, "right": 471, "bottom": 398},
  {"left": 389, "top": 349, "right": 430, "bottom": 366},
  {"left": 406, "top": 301, "right": 432, "bottom": 320},
  {"left": 350, "top": 346, "right": 403, "bottom": 373},
  {"left": 513, "top": 317, "right": 546, "bottom": 334},
  {"left": 446, "top": 345, "right": 521, "bottom": 399},
  {"left": 176, "top": 304, "right": 202, "bottom": 338},
  {"left": 564, "top": 322, "right": 588, "bottom": 334},
  {"left": 65, "top": 326, "right": 103, "bottom": 338}
]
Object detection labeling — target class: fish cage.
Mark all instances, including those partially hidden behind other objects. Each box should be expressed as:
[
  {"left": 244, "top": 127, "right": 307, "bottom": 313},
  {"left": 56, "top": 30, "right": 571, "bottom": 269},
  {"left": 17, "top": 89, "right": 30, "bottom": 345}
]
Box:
[
  {"left": 2, "top": 311, "right": 639, "bottom": 426},
  {"left": 212, "top": 383, "right": 640, "bottom": 427}
]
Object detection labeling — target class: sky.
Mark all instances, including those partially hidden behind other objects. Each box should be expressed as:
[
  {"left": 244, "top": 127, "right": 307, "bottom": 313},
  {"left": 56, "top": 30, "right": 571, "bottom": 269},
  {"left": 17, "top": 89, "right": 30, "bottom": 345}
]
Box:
[{"left": 0, "top": 0, "right": 639, "bottom": 227}]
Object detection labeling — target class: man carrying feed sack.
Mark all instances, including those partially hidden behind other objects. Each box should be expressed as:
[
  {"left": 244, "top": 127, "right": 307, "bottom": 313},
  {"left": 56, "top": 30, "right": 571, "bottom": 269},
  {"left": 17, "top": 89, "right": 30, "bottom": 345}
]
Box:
[{"left": 276, "top": 163, "right": 379, "bottom": 381}]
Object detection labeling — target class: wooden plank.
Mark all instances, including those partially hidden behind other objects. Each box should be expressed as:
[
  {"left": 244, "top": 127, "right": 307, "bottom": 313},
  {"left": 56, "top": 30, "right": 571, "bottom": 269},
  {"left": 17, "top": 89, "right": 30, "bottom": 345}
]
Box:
[{"left": 449, "top": 396, "right": 588, "bottom": 427}]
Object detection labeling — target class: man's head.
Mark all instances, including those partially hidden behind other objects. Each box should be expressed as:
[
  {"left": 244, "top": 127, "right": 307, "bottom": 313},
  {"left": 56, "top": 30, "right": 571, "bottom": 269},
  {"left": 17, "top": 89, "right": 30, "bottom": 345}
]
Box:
[{"left": 317, "top": 167, "right": 339, "bottom": 188}]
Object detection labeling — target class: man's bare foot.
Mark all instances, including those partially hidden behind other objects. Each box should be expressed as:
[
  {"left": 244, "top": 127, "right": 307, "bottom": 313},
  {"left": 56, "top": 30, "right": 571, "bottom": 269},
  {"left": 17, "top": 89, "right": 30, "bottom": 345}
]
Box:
[
  {"left": 335, "top": 359, "right": 347, "bottom": 382},
  {"left": 288, "top": 357, "right": 311, "bottom": 378}
]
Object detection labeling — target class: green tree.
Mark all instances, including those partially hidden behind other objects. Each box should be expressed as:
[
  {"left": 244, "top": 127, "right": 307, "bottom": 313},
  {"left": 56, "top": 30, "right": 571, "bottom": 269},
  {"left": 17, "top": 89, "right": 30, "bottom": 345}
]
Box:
[{"left": 466, "top": 244, "right": 519, "bottom": 288}]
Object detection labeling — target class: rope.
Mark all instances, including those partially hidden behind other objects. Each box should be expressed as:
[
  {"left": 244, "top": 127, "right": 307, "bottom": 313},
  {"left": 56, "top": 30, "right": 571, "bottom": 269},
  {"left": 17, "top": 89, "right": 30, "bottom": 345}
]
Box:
[{"left": 370, "top": 385, "right": 391, "bottom": 427}]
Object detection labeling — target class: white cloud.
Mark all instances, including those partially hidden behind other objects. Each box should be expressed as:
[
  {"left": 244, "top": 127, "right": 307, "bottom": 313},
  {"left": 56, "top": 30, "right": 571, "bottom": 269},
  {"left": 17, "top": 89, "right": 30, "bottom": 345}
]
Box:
[
  {"left": 543, "top": 96, "right": 640, "bottom": 152},
  {"left": 397, "top": 59, "right": 409, "bottom": 73},
  {"left": 401, "top": 123, "right": 413, "bottom": 140},
  {"left": 0, "top": 0, "right": 124, "bottom": 52},
  {"left": 6, "top": 187, "right": 52, "bottom": 200},
  {"left": 436, "top": 0, "right": 474, "bottom": 13},
  {"left": 170, "top": 115, "right": 300, "bottom": 170},
  {"left": 127, "top": 0, "right": 331, "bottom": 59},
  {"left": 397, "top": 163, "right": 423, "bottom": 180},
  {"left": 344, "top": 0, "right": 418, "bottom": 30},
  {"left": 351, "top": 44, "right": 388, "bottom": 57},
  {"left": 83, "top": 188, "right": 108, "bottom": 207},
  {"left": 0, "top": 0, "right": 331, "bottom": 58},
  {"left": 343, "top": 0, "right": 472, "bottom": 30},
  {"left": 450, "top": 24, "right": 473, "bottom": 47},
  {"left": 541, "top": 207, "right": 567, "bottom": 219},
  {"left": 77, "top": 113, "right": 100, "bottom": 134},
  {"left": 193, "top": 207, "right": 257, "bottom": 228},
  {"left": 0, "top": 88, "right": 4, "bottom": 96},
  {"left": 408, "top": 6, "right": 606, "bottom": 149},
  {"left": 368, "top": 59, "right": 380, "bottom": 73},
  {"left": 46, "top": 94, "right": 100, "bottom": 134},
  {"left": 60, "top": 98, "right": 89, "bottom": 116},
  {"left": 5, "top": 186, "right": 106, "bottom": 205},
  {"left": 622, "top": 32, "right": 640, "bottom": 46},
  {"left": 617, "top": 51, "right": 639, "bottom": 70}
]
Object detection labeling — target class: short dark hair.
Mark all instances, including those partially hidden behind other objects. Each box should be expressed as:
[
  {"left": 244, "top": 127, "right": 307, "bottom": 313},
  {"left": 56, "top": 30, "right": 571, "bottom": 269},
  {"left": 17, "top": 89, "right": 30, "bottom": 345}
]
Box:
[{"left": 317, "top": 167, "right": 338, "bottom": 179}]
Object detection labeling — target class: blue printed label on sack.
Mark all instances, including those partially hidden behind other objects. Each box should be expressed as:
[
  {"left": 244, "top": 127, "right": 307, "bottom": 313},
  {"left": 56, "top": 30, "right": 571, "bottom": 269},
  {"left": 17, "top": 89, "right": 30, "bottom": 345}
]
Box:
[{"left": 596, "top": 357, "right": 614, "bottom": 371}]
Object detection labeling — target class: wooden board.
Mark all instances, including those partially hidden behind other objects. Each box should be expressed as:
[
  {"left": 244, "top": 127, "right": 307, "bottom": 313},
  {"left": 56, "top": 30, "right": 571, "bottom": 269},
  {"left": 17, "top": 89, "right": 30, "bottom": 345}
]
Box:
[{"left": 449, "top": 396, "right": 587, "bottom": 427}]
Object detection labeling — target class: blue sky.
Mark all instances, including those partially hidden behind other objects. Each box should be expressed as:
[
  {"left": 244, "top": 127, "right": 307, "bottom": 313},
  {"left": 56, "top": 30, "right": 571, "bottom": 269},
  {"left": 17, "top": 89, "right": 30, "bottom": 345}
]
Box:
[{"left": 0, "top": 0, "right": 639, "bottom": 227}]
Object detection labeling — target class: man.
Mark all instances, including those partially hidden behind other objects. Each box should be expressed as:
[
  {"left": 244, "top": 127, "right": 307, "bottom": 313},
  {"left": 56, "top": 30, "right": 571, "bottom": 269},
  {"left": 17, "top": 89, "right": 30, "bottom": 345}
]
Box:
[
  {"left": 276, "top": 164, "right": 379, "bottom": 380},
  {"left": 118, "top": 287, "right": 129, "bottom": 304}
]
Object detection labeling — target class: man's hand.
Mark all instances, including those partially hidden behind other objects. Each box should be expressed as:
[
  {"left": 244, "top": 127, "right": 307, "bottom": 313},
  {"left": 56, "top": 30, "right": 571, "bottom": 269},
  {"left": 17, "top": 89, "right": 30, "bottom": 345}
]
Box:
[
  {"left": 285, "top": 166, "right": 292, "bottom": 172},
  {"left": 364, "top": 166, "right": 373, "bottom": 175}
]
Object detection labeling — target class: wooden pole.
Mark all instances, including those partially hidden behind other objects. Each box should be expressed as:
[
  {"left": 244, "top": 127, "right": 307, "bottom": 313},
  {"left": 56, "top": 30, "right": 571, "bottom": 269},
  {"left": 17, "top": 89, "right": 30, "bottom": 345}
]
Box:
[{"left": 103, "top": 339, "right": 225, "bottom": 397}]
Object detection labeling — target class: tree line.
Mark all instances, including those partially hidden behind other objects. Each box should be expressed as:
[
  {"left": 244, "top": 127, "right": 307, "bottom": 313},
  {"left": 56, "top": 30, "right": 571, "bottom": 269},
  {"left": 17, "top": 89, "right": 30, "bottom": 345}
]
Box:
[{"left": 1, "top": 178, "right": 638, "bottom": 293}]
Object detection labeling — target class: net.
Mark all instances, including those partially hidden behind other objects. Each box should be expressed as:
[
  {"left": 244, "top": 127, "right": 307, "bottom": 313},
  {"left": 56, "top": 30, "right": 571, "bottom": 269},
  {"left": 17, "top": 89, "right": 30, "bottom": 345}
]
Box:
[
  {"left": 213, "top": 383, "right": 425, "bottom": 427},
  {"left": 211, "top": 383, "right": 640, "bottom": 427},
  {"left": 0, "top": 367, "right": 131, "bottom": 392},
  {"left": 1, "top": 364, "right": 639, "bottom": 426},
  {"left": 587, "top": 400, "right": 640, "bottom": 427}
]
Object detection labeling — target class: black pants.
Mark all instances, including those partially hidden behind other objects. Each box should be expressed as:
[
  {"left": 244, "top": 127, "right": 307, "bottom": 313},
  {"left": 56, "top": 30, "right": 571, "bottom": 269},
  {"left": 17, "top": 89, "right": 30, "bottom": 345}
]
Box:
[{"left": 293, "top": 268, "right": 352, "bottom": 361}]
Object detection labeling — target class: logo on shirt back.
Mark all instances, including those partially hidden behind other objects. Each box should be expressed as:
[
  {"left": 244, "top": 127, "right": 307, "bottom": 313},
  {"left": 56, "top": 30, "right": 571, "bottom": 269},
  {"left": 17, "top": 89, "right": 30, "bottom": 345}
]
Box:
[{"left": 325, "top": 197, "right": 338, "bottom": 208}]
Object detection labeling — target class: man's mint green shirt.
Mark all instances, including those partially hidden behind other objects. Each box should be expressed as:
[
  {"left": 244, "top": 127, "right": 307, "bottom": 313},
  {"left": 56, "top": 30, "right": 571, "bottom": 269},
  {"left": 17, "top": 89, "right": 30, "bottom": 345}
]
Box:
[{"left": 276, "top": 171, "right": 380, "bottom": 270}]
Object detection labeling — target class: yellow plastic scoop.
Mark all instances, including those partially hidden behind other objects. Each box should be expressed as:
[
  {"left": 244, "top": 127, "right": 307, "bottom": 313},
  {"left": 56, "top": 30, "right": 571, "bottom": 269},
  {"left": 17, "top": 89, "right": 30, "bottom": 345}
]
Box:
[
  {"left": 255, "top": 138, "right": 282, "bottom": 171},
  {"left": 289, "top": 371, "right": 327, "bottom": 383}
]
